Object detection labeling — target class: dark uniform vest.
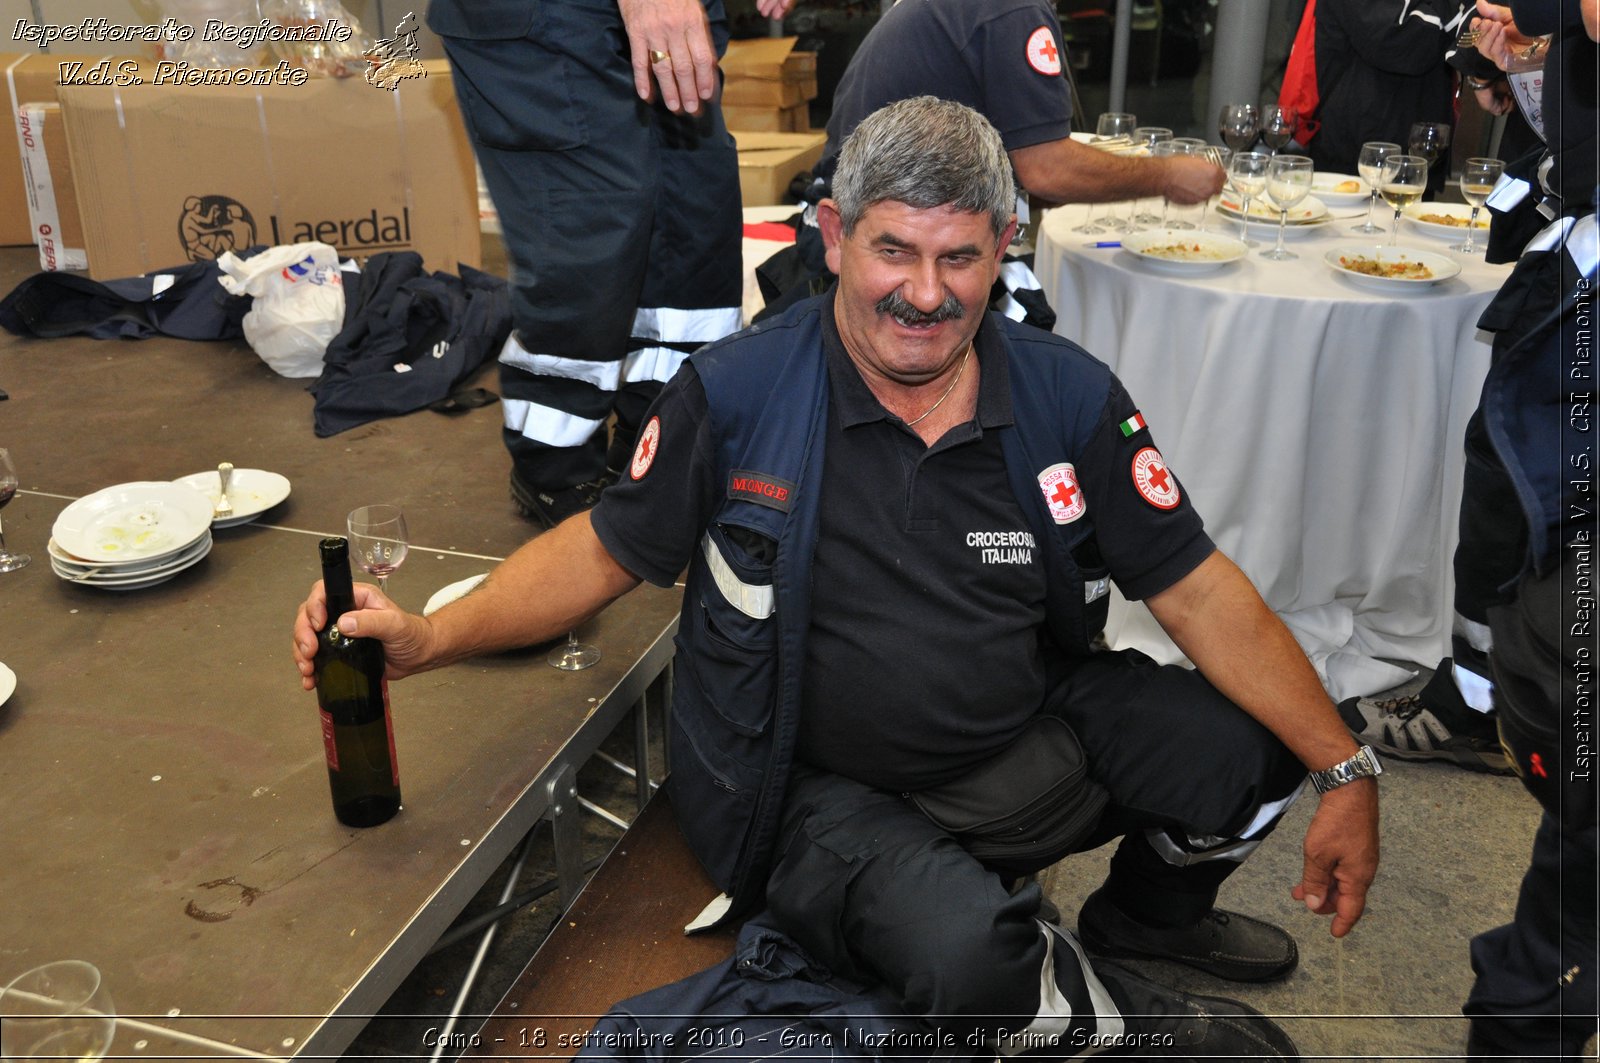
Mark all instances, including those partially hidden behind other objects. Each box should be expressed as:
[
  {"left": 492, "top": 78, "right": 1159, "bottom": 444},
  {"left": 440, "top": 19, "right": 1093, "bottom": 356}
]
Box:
[{"left": 666, "top": 296, "right": 1116, "bottom": 921}]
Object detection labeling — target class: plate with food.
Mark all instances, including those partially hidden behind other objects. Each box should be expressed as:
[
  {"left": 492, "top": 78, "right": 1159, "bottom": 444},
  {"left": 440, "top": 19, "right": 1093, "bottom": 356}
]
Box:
[
  {"left": 1121, "top": 229, "right": 1248, "bottom": 272},
  {"left": 1311, "top": 172, "right": 1371, "bottom": 206},
  {"left": 1403, "top": 202, "right": 1490, "bottom": 239},
  {"left": 1323, "top": 244, "right": 1461, "bottom": 288},
  {"left": 1217, "top": 194, "right": 1330, "bottom": 229}
]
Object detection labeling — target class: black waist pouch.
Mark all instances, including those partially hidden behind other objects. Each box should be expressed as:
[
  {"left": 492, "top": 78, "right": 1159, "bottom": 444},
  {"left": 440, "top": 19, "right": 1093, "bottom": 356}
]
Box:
[{"left": 910, "top": 715, "right": 1109, "bottom": 874}]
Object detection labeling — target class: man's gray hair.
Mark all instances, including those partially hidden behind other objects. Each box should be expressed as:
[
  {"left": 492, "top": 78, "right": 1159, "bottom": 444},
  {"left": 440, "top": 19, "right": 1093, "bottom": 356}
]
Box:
[{"left": 831, "top": 96, "right": 1015, "bottom": 240}]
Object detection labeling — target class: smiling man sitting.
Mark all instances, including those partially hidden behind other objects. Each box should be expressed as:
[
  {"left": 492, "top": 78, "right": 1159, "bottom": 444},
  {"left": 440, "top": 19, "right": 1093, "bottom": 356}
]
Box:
[{"left": 294, "top": 97, "right": 1379, "bottom": 1058}]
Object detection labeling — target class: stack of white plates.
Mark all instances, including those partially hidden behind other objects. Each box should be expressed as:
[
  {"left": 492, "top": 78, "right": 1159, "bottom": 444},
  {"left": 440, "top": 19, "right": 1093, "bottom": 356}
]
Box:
[{"left": 49, "top": 482, "right": 215, "bottom": 590}]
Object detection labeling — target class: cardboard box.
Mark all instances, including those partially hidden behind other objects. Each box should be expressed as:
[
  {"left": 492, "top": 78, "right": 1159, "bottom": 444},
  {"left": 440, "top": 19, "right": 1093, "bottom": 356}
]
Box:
[
  {"left": 721, "top": 37, "right": 817, "bottom": 108},
  {"left": 723, "top": 102, "right": 810, "bottom": 133},
  {"left": 17, "top": 103, "right": 86, "bottom": 272},
  {"left": 2, "top": 54, "right": 105, "bottom": 245},
  {"left": 59, "top": 59, "right": 479, "bottom": 279},
  {"left": 734, "top": 130, "right": 825, "bottom": 207}
]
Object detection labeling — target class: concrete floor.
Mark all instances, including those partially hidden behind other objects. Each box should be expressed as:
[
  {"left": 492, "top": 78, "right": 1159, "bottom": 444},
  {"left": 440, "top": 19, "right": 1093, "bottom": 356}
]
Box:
[{"left": 0, "top": 230, "right": 1583, "bottom": 1061}]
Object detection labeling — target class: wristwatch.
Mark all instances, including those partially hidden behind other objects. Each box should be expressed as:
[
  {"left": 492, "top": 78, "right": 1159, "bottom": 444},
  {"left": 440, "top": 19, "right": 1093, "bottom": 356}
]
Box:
[{"left": 1309, "top": 745, "right": 1383, "bottom": 794}]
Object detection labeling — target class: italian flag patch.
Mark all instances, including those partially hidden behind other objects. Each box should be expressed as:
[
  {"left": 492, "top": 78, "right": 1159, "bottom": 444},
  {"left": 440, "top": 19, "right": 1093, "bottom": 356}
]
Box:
[{"left": 1118, "top": 412, "right": 1148, "bottom": 437}]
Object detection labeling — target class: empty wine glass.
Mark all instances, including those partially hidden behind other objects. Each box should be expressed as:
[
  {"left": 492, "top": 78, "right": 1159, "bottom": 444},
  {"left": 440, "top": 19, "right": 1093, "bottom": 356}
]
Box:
[
  {"left": 347, "top": 504, "right": 408, "bottom": 595},
  {"left": 1260, "top": 154, "right": 1313, "bottom": 260},
  {"left": 1218, "top": 103, "right": 1260, "bottom": 152},
  {"left": 1454, "top": 156, "right": 1503, "bottom": 253},
  {"left": 1080, "top": 112, "right": 1138, "bottom": 232},
  {"left": 1261, "top": 105, "right": 1298, "bottom": 155},
  {"left": 1353, "top": 141, "right": 1400, "bottom": 234},
  {"left": 1131, "top": 126, "right": 1173, "bottom": 227},
  {"left": 1152, "top": 141, "right": 1192, "bottom": 229},
  {"left": 1379, "top": 154, "right": 1429, "bottom": 246},
  {"left": 1408, "top": 121, "right": 1453, "bottom": 184},
  {"left": 1227, "top": 151, "right": 1271, "bottom": 245},
  {"left": 0, "top": 448, "right": 30, "bottom": 573},
  {"left": 1199, "top": 145, "right": 1232, "bottom": 232},
  {"left": 549, "top": 629, "right": 601, "bottom": 671},
  {"left": 0, "top": 960, "right": 115, "bottom": 1062}
]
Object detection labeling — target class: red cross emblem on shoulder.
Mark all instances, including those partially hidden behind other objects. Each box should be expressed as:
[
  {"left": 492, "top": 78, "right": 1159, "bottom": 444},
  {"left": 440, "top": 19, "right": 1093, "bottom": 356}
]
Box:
[
  {"left": 1027, "top": 26, "right": 1062, "bottom": 76},
  {"left": 1131, "top": 447, "right": 1181, "bottom": 509}
]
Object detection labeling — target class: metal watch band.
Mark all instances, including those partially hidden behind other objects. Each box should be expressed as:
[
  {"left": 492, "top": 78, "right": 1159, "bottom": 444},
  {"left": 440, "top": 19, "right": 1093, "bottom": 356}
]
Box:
[{"left": 1310, "top": 745, "right": 1383, "bottom": 794}]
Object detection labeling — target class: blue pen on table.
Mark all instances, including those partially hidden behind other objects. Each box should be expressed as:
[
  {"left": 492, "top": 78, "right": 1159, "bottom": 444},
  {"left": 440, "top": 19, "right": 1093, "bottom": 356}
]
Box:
[{"left": 1090, "top": 240, "right": 1122, "bottom": 248}]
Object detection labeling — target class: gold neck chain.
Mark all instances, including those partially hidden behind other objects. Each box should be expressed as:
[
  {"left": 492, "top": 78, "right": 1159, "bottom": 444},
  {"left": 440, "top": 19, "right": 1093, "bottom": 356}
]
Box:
[{"left": 903, "top": 344, "right": 973, "bottom": 427}]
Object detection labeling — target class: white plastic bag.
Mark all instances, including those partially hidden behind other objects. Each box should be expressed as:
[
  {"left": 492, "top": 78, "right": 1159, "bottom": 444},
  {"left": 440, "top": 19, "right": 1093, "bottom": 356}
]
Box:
[{"left": 217, "top": 242, "right": 345, "bottom": 378}]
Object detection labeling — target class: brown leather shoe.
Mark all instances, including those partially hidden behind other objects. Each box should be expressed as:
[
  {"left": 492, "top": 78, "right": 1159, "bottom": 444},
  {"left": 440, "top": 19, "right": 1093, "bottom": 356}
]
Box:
[{"left": 1078, "top": 887, "right": 1299, "bottom": 983}]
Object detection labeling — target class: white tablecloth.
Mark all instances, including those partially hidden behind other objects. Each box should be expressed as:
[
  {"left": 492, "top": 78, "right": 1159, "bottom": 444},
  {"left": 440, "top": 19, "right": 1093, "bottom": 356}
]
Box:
[{"left": 1034, "top": 203, "right": 1514, "bottom": 700}]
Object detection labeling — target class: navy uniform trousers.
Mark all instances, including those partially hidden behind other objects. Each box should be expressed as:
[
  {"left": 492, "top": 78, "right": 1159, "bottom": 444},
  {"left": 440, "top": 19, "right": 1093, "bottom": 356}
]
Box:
[
  {"left": 765, "top": 649, "right": 1308, "bottom": 1050},
  {"left": 430, "top": 0, "right": 744, "bottom": 492}
]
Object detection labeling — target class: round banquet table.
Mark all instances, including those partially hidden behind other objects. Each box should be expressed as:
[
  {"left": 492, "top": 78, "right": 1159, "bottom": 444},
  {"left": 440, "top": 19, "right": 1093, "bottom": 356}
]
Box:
[{"left": 1033, "top": 202, "right": 1515, "bottom": 700}]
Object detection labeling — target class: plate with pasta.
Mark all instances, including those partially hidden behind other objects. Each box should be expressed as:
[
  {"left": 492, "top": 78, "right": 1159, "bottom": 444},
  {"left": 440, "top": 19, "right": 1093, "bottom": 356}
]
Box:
[
  {"left": 1121, "top": 229, "right": 1249, "bottom": 272},
  {"left": 1322, "top": 244, "right": 1461, "bottom": 288},
  {"left": 1403, "top": 202, "right": 1491, "bottom": 239}
]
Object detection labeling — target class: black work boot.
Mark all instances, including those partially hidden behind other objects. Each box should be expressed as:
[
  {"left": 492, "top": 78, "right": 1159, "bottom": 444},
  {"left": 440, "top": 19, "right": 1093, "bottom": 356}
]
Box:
[{"left": 1093, "top": 961, "right": 1299, "bottom": 1059}]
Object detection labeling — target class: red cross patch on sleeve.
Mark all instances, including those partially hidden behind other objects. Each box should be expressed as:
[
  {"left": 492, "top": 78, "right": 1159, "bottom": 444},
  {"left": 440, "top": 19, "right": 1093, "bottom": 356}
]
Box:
[
  {"left": 1131, "top": 447, "right": 1181, "bottom": 509},
  {"left": 629, "top": 416, "right": 661, "bottom": 480},
  {"left": 1026, "top": 26, "right": 1063, "bottom": 76}
]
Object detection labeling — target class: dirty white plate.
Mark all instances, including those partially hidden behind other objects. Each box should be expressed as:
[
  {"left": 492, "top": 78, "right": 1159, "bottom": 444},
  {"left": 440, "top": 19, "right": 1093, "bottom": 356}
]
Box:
[
  {"left": 50, "top": 534, "right": 212, "bottom": 590},
  {"left": 1403, "top": 202, "right": 1490, "bottom": 239},
  {"left": 1122, "top": 229, "right": 1248, "bottom": 272},
  {"left": 0, "top": 662, "right": 15, "bottom": 708},
  {"left": 51, "top": 482, "right": 213, "bottom": 563},
  {"left": 1311, "top": 172, "right": 1371, "bottom": 206},
  {"left": 49, "top": 531, "right": 212, "bottom": 577},
  {"left": 173, "top": 468, "right": 291, "bottom": 528},
  {"left": 1323, "top": 244, "right": 1462, "bottom": 289},
  {"left": 1218, "top": 193, "right": 1330, "bottom": 225}
]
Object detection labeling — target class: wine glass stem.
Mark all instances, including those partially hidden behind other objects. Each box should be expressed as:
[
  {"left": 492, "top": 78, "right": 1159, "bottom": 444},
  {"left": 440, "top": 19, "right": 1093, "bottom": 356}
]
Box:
[
  {"left": 1238, "top": 195, "right": 1249, "bottom": 241},
  {"left": 1465, "top": 206, "right": 1480, "bottom": 253},
  {"left": 1390, "top": 208, "right": 1401, "bottom": 246},
  {"left": 1364, "top": 192, "right": 1377, "bottom": 229},
  {"left": 378, "top": 574, "right": 389, "bottom": 595},
  {"left": 1275, "top": 211, "right": 1288, "bottom": 256}
]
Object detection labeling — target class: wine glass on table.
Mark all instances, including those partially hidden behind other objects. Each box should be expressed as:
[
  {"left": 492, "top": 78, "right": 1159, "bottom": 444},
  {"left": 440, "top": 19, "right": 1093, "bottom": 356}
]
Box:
[
  {"left": 1227, "top": 151, "right": 1270, "bottom": 245},
  {"left": 1453, "top": 156, "right": 1503, "bottom": 254},
  {"left": 1218, "top": 103, "right": 1260, "bottom": 153},
  {"left": 1352, "top": 141, "right": 1400, "bottom": 234},
  {"left": 549, "top": 629, "right": 601, "bottom": 671},
  {"left": 1408, "top": 121, "right": 1452, "bottom": 188},
  {"left": 1088, "top": 112, "right": 1139, "bottom": 232},
  {"left": 1198, "top": 145, "right": 1232, "bottom": 232},
  {"left": 1379, "top": 154, "right": 1428, "bottom": 246},
  {"left": 1260, "top": 154, "right": 1313, "bottom": 260},
  {"left": 1130, "top": 126, "right": 1172, "bottom": 227},
  {"left": 0, "top": 448, "right": 30, "bottom": 572},
  {"left": 346, "top": 504, "right": 408, "bottom": 595},
  {"left": 1151, "top": 141, "right": 1191, "bottom": 229},
  {"left": 0, "top": 960, "right": 116, "bottom": 1062},
  {"left": 1260, "top": 105, "right": 1298, "bottom": 155}
]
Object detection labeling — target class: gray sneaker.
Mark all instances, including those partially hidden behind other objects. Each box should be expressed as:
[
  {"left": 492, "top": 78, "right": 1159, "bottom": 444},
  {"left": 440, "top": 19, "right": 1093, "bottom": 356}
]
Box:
[{"left": 1338, "top": 667, "right": 1511, "bottom": 775}]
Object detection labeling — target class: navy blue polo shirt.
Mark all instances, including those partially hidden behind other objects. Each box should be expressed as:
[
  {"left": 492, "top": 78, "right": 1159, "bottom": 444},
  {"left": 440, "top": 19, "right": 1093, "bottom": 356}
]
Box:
[
  {"left": 592, "top": 297, "right": 1211, "bottom": 791},
  {"left": 816, "top": 0, "right": 1074, "bottom": 184}
]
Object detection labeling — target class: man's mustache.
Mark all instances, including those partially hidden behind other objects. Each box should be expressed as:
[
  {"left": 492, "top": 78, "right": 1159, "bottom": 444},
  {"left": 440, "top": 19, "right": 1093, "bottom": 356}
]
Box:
[{"left": 875, "top": 289, "right": 965, "bottom": 325}]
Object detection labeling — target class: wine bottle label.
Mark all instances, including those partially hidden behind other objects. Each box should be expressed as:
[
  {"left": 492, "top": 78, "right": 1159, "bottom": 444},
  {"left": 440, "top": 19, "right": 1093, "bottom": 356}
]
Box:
[
  {"left": 320, "top": 707, "right": 339, "bottom": 771},
  {"left": 381, "top": 678, "right": 400, "bottom": 787}
]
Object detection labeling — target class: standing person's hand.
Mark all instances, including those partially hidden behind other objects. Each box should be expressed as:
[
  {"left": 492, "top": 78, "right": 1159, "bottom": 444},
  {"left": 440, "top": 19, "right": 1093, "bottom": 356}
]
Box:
[
  {"left": 756, "top": 0, "right": 798, "bottom": 18},
  {"left": 619, "top": 0, "right": 719, "bottom": 114}
]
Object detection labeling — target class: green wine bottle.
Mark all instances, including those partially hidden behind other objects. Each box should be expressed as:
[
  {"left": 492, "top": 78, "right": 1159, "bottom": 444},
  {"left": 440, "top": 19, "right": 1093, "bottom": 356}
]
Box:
[{"left": 315, "top": 536, "right": 401, "bottom": 827}]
